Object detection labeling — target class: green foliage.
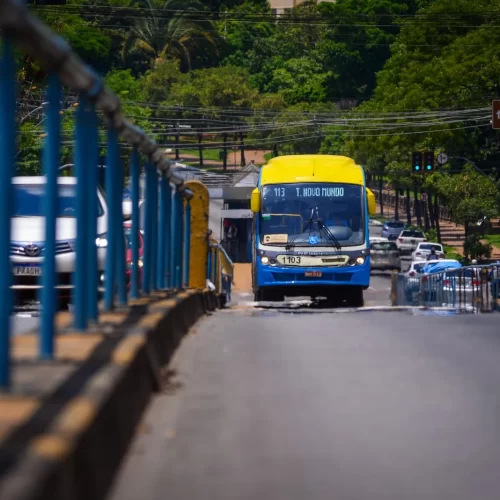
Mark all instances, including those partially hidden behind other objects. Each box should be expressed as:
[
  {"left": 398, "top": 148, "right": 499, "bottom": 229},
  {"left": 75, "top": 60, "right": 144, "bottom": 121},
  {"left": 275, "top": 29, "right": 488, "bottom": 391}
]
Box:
[
  {"left": 464, "top": 233, "right": 492, "bottom": 260},
  {"left": 122, "top": 0, "right": 221, "bottom": 71},
  {"left": 166, "top": 66, "right": 259, "bottom": 108},
  {"left": 434, "top": 165, "right": 500, "bottom": 225}
]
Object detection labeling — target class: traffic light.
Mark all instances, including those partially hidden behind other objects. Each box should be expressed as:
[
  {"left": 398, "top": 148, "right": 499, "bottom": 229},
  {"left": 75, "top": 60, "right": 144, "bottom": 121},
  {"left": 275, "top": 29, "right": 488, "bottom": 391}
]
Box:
[
  {"left": 412, "top": 152, "right": 423, "bottom": 173},
  {"left": 424, "top": 151, "right": 435, "bottom": 172}
]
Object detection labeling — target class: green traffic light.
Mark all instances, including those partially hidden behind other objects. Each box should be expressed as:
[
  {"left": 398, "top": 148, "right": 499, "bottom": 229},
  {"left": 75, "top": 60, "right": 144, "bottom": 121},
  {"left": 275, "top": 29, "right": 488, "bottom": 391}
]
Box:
[
  {"left": 415, "top": 165, "right": 420, "bottom": 170},
  {"left": 426, "top": 165, "right": 431, "bottom": 170}
]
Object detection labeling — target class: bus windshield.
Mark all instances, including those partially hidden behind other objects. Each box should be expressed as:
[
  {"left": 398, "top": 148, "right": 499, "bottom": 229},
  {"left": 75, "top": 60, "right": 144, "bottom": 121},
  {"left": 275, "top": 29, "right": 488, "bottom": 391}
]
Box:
[{"left": 260, "top": 182, "right": 365, "bottom": 247}]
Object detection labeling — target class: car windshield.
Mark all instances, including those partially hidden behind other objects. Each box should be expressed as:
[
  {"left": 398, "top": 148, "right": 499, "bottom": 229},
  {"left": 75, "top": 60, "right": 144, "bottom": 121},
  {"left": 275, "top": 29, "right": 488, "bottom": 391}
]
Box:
[
  {"left": 402, "top": 230, "right": 425, "bottom": 238},
  {"left": 13, "top": 184, "right": 104, "bottom": 217},
  {"left": 419, "top": 243, "right": 441, "bottom": 251},
  {"left": 371, "top": 242, "right": 398, "bottom": 251},
  {"left": 260, "top": 182, "right": 365, "bottom": 247},
  {"left": 386, "top": 221, "right": 405, "bottom": 228}
]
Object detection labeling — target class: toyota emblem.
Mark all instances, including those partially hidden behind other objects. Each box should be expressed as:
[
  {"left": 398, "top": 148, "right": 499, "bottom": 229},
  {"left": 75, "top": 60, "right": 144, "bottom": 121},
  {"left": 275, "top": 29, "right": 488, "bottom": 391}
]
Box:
[{"left": 24, "top": 244, "right": 40, "bottom": 257}]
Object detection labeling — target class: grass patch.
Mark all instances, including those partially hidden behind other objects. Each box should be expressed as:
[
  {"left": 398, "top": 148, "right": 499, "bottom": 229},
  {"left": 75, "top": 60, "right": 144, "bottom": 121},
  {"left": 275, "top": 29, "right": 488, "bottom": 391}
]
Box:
[
  {"left": 180, "top": 149, "right": 223, "bottom": 162},
  {"left": 486, "top": 234, "right": 500, "bottom": 248}
]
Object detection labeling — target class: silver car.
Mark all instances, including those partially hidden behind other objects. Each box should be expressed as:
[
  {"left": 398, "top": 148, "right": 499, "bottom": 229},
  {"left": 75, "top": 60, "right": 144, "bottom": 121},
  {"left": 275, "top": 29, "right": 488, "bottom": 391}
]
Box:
[
  {"left": 370, "top": 241, "right": 401, "bottom": 272},
  {"left": 382, "top": 220, "right": 406, "bottom": 240}
]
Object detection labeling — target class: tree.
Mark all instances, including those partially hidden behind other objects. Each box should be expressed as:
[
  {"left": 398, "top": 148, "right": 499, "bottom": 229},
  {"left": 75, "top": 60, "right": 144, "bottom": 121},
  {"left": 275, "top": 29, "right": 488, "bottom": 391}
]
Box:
[{"left": 122, "top": 0, "right": 221, "bottom": 71}]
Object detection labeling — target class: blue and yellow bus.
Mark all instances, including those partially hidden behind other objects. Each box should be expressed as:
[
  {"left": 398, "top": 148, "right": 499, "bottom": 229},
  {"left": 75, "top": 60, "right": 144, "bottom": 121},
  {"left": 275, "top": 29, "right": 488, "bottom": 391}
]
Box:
[{"left": 250, "top": 155, "right": 376, "bottom": 306}]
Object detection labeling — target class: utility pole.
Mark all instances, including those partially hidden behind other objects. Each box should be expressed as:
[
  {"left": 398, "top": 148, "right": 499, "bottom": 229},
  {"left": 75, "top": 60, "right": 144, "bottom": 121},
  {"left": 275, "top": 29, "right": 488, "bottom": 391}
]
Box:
[
  {"left": 239, "top": 126, "right": 246, "bottom": 167},
  {"left": 175, "top": 104, "right": 181, "bottom": 161},
  {"left": 222, "top": 132, "right": 228, "bottom": 171}
]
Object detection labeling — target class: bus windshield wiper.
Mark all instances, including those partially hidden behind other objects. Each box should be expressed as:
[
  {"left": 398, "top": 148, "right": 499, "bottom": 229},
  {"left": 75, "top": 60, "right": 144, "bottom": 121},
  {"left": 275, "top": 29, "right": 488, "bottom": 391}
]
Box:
[
  {"left": 316, "top": 218, "right": 342, "bottom": 250},
  {"left": 285, "top": 233, "right": 299, "bottom": 250}
]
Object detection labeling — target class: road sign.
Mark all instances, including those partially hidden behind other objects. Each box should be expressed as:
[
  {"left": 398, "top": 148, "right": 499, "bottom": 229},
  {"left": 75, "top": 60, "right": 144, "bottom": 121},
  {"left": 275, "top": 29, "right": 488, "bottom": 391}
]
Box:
[
  {"left": 437, "top": 153, "right": 448, "bottom": 165},
  {"left": 421, "top": 192, "right": 428, "bottom": 202},
  {"left": 492, "top": 100, "right": 500, "bottom": 129}
]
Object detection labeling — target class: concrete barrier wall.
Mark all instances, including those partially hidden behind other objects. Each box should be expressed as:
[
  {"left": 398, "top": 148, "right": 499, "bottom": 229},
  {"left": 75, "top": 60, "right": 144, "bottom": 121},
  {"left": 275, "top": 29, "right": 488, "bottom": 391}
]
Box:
[{"left": 0, "top": 290, "right": 219, "bottom": 500}]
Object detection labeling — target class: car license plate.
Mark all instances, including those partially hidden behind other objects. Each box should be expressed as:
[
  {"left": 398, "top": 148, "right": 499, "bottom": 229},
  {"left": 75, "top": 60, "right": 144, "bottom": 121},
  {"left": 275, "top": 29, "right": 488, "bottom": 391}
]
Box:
[
  {"left": 411, "top": 239, "right": 416, "bottom": 243},
  {"left": 13, "top": 265, "right": 42, "bottom": 276},
  {"left": 305, "top": 271, "right": 322, "bottom": 277}
]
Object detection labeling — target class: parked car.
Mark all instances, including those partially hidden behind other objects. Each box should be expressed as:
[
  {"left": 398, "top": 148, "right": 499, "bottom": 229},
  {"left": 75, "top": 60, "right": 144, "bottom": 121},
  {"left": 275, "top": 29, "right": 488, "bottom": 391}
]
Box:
[
  {"left": 404, "top": 259, "right": 461, "bottom": 304},
  {"left": 369, "top": 236, "right": 389, "bottom": 244},
  {"left": 411, "top": 242, "right": 445, "bottom": 261},
  {"left": 11, "top": 177, "right": 108, "bottom": 307},
  {"left": 124, "top": 221, "right": 144, "bottom": 289},
  {"left": 396, "top": 229, "right": 426, "bottom": 254},
  {"left": 382, "top": 220, "right": 406, "bottom": 240},
  {"left": 370, "top": 240, "right": 401, "bottom": 272}
]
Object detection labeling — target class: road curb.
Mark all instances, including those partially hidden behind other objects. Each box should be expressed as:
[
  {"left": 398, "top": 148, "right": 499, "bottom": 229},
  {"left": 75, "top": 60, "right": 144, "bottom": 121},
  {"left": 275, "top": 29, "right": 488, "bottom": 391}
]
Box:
[{"left": 0, "top": 289, "right": 219, "bottom": 500}]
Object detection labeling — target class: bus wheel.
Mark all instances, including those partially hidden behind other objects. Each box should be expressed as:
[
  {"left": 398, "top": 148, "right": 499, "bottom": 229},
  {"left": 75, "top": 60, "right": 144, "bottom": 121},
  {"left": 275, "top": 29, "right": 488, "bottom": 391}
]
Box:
[{"left": 349, "top": 288, "right": 364, "bottom": 308}]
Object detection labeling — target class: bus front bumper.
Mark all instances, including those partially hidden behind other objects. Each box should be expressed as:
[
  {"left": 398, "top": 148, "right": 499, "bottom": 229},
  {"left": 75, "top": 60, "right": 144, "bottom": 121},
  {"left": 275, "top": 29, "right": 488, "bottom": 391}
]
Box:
[{"left": 256, "top": 263, "right": 370, "bottom": 288}]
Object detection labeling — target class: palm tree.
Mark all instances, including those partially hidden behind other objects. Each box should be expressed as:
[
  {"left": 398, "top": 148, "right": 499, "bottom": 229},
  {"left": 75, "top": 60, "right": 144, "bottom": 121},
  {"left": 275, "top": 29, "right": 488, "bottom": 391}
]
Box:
[{"left": 122, "top": 0, "right": 220, "bottom": 70}]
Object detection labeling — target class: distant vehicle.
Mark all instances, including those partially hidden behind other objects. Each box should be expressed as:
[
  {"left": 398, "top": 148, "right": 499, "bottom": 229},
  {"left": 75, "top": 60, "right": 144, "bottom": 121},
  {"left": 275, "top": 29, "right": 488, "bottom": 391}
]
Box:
[
  {"left": 370, "top": 240, "right": 401, "bottom": 272},
  {"left": 420, "top": 259, "right": 461, "bottom": 275},
  {"left": 406, "top": 260, "right": 427, "bottom": 278},
  {"left": 11, "top": 176, "right": 108, "bottom": 308},
  {"left": 369, "top": 236, "right": 389, "bottom": 244},
  {"left": 369, "top": 218, "right": 384, "bottom": 227},
  {"left": 382, "top": 220, "right": 406, "bottom": 240},
  {"left": 411, "top": 242, "right": 445, "bottom": 261},
  {"left": 397, "top": 229, "right": 426, "bottom": 254},
  {"left": 124, "top": 220, "right": 144, "bottom": 290},
  {"left": 250, "top": 154, "right": 377, "bottom": 306}
]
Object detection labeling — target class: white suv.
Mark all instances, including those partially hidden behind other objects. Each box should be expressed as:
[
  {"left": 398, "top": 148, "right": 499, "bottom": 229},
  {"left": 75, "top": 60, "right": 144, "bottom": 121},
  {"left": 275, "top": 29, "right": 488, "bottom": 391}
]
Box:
[{"left": 11, "top": 176, "right": 108, "bottom": 305}]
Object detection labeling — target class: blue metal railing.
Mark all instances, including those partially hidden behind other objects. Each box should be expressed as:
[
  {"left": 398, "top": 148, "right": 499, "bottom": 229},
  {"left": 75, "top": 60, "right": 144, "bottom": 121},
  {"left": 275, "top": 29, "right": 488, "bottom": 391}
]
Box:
[
  {"left": 208, "top": 241, "right": 234, "bottom": 302},
  {"left": 393, "top": 264, "right": 500, "bottom": 312},
  {"left": 0, "top": 0, "right": 195, "bottom": 389}
]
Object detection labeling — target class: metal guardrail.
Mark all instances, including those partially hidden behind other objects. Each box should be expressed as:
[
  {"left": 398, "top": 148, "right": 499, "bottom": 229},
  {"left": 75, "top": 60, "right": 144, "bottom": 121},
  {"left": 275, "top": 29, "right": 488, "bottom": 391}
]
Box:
[
  {"left": 392, "top": 265, "right": 500, "bottom": 312},
  {"left": 207, "top": 240, "right": 234, "bottom": 302},
  {"left": 0, "top": 0, "right": 196, "bottom": 389}
]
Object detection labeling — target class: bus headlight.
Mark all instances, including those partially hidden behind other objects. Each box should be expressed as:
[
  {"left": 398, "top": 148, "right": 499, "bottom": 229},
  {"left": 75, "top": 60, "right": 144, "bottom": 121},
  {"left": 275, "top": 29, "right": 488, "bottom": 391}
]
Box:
[
  {"left": 261, "top": 256, "right": 270, "bottom": 264},
  {"left": 356, "top": 256, "right": 365, "bottom": 265}
]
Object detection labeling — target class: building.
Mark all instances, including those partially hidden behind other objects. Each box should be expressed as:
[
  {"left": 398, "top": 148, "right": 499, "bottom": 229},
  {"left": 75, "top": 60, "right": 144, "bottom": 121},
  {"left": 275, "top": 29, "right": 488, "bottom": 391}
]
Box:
[{"left": 269, "top": 0, "right": 335, "bottom": 16}]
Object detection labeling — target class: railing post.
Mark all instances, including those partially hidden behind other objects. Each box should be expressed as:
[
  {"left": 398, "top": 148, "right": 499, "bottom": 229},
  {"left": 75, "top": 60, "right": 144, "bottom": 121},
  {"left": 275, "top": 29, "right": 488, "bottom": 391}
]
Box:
[
  {"left": 142, "top": 162, "right": 153, "bottom": 294},
  {"left": 74, "top": 97, "right": 90, "bottom": 329},
  {"left": 104, "top": 127, "right": 120, "bottom": 310},
  {"left": 206, "top": 244, "right": 212, "bottom": 284},
  {"left": 115, "top": 162, "right": 127, "bottom": 307},
  {"left": 183, "top": 200, "right": 191, "bottom": 288},
  {"left": 212, "top": 247, "right": 217, "bottom": 286},
  {"left": 40, "top": 74, "right": 60, "bottom": 358},
  {"left": 176, "top": 192, "right": 184, "bottom": 288},
  {"left": 150, "top": 167, "right": 158, "bottom": 290},
  {"left": 85, "top": 102, "right": 99, "bottom": 322},
  {"left": 164, "top": 181, "right": 172, "bottom": 288},
  {"left": 0, "top": 38, "right": 16, "bottom": 388},
  {"left": 130, "top": 149, "right": 141, "bottom": 299},
  {"left": 171, "top": 191, "right": 183, "bottom": 289},
  {"left": 157, "top": 174, "right": 167, "bottom": 289}
]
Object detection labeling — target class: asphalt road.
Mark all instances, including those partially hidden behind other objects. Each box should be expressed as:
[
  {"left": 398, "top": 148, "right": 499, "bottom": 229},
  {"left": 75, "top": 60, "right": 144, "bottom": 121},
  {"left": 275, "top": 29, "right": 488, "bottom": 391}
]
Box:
[{"left": 109, "top": 309, "right": 500, "bottom": 500}]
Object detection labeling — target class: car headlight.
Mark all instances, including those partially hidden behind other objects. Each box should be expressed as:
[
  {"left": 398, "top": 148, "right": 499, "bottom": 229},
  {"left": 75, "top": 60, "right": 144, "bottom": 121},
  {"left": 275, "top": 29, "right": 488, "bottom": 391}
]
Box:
[
  {"left": 127, "top": 260, "right": 144, "bottom": 269},
  {"left": 356, "top": 256, "right": 365, "bottom": 265},
  {"left": 96, "top": 234, "right": 108, "bottom": 248},
  {"left": 261, "top": 256, "right": 269, "bottom": 264}
]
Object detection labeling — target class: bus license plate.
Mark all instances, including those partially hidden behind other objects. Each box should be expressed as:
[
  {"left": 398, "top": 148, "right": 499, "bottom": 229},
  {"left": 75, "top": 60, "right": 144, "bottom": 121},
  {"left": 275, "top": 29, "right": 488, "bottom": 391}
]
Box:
[{"left": 305, "top": 271, "right": 322, "bottom": 277}]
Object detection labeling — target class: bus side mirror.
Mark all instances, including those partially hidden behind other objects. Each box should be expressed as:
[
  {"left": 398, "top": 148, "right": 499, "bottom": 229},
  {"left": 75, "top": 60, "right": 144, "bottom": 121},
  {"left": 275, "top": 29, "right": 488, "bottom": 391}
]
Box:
[
  {"left": 366, "top": 188, "right": 376, "bottom": 215},
  {"left": 250, "top": 188, "right": 261, "bottom": 213}
]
